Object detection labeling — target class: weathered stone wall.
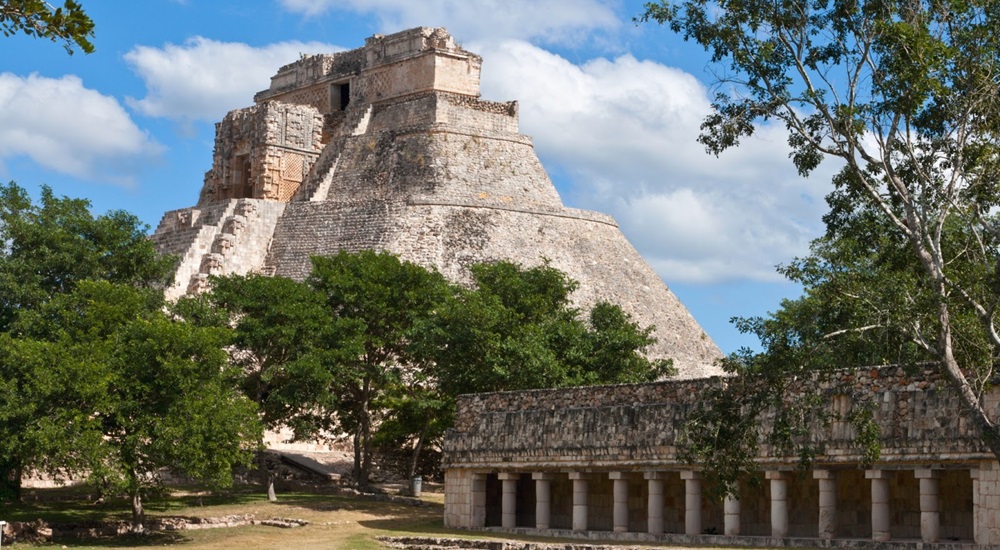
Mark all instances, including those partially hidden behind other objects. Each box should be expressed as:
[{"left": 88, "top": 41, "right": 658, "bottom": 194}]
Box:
[
  {"left": 152, "top": 199, "right": 285, "bottom": 300},
  {"left": 443, "top": 368, "right": 993, "bottom": 545},
  {"left": 444, "top": 366, "right": 996, "bottom": 470},
  {"left": 199, "top": 103, "right": 323, "bottom": 205},
  {"left": 261, "top": 200, "right": 720, "bottom": 375},
  {"left": 256, "top": 50, "right": 365, "bottom": 108}
]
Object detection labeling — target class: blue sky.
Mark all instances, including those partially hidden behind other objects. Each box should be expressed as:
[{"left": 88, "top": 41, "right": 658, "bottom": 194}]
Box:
[{"left": 0, "top": 0, "right": 840, "bottom": 353}]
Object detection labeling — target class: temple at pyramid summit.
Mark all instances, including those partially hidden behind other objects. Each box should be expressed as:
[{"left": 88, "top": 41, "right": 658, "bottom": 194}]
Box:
[{"left": 151, "top": 26, "right": 722, "bottom": 378}]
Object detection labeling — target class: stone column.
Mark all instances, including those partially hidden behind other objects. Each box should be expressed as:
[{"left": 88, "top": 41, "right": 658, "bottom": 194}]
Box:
[
  {"left": 645, "top": 472, "right": 666, "bottom": 534},
  {"left": 915, "top": 469, "right": 941, "bottom": 543},
  {"left": 681, "top": 471, "right": 702, "bottom": 536},
  {"left": 813, "top": 470, "right": 836, "bottom": 539},
  {"left": 533, "top": 473, "right": 555, "bottom": 530},
  {"left": 499, "top": 472, "right": 518, "bottom": 529},
  {"left": 767, "top": 471, "right": 789, "bottom": 538},
  {"left": 569, "top": 472, "right": 589, "bottom": 531},
  {"left": 609, "top": 472, "right": 629, "bottom": 533},
  {"left": 724, "top": 495, "right": 741, "bottom": 536},
  {"left": 971, "top": 466, "right": 981, "bottom": 545},
  {"left": 472, "top": 473, "right": 488, "bottom": 528},
  {"left": 866, "top": 469, "right": 891, "bottom": 542}
]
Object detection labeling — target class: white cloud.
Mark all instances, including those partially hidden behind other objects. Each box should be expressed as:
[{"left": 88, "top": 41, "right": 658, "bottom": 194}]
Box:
[
  {"left": 277, "top": 0, "right": 619, "bottom": 45},
  {"left": 477, "top": 40, "right": 836, "bottom": 284},
  {"left": 124, "top": 37, "right": 342, "bottom": 122},
  {"left": 0, "top": 73, "right": 162, "bottom": 186}
]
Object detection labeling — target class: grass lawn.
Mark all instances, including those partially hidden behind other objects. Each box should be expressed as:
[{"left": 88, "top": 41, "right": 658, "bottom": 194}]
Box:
[{"left": 1, "top": 484, "right": 472, "bottom": 549}]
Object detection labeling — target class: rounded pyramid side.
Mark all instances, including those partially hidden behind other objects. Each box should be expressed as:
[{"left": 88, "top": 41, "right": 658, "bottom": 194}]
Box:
[{"left": 384, "top": 203, "right": 724, "bottom": 378}]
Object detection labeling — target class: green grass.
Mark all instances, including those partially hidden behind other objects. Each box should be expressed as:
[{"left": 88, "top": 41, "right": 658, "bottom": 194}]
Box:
[{"left": 2, "top": 485, "right": 448, "bottom": 549}]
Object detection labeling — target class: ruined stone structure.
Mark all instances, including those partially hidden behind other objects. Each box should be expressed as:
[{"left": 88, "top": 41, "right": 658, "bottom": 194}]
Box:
[
  {"left": 151, "top": 27, "right": 721, "bottom": 378},
  {"left": 442, "top": 366, "right": 1000, "bottom": 548}
]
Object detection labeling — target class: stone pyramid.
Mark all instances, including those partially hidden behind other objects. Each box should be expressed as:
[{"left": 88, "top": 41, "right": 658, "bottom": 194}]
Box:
[{"left": 151, "top": 27, "right": 722, "bottom": 378}]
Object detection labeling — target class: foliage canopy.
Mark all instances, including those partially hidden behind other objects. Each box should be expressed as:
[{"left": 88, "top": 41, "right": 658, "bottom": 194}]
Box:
[
  {"left": 0, "top": 0, "right": 94, "bottom": 54},
  {"left": 641, "top": 0, "right": 1000, "bottom": 487}
]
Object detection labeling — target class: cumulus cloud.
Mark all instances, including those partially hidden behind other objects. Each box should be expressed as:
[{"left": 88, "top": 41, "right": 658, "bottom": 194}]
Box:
[
  {"left": 124, "top": 37, "right": 341, "bottom": 122},
  {"left": 0, "top": 73, "right": 162, "bottom": 186},
  {"left": 477, "top": 41, "right": 835, "bottom": 284},
  {"left": 277, "top": 0, "right": 619, "bottom": 45}
]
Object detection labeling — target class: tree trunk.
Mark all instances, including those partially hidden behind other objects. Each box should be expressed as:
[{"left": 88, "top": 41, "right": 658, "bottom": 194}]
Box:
[
  {"left": 258, "top": 452, "right": 277, "bottom": 501},
  {"left": 267, "top": 474, "right": 277, "bottom": 502},
  {"left": 408, "top": 427, "right": 427, "bottom": 480},
  {"left": 0, "top": 460, "right": 23, "bottom": 502},
  {"left": 352, "top": 429, "right": 362, "bottom": 487},
  {"left": 131, "top": 490, "right": 145, "bottom": 533},
  {"left": 935, "top": 301, "right": 1000, "bottom": 459},
  {"left": 359, "top": 411, "right": 372, "bottom": 490}
]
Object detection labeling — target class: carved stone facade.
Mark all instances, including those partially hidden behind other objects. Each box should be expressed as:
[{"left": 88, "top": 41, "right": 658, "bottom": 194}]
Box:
[
  {"left": 442, "top": 366, "right": 1000, "bottom": 547},
  {"left": 151, "top": 27, "right": 722, "bottom": 378}
]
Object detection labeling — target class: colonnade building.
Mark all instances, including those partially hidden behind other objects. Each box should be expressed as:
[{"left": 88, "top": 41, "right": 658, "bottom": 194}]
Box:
[{"left": 442, "top": 366, "right": 1000, "bottom": 548}]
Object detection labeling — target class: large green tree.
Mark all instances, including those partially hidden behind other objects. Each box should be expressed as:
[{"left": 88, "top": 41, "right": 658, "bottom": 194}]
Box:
[
  {"left": 307, "top": 251, "right": 451, "bottom": 488},
  {"left": 641, "top": 0, "right": 1000, "bottom": 474},
  {"left": 3, "top": 281, "right": 261, "bottom": 531},
  {"left": 207, "top": 273, "right": 347, "bottom": 499},
  {"left": 0, "top": 182, "right": 174, "bottom": 500},
  {"left": 210, "top": 254, "right": 672, "bottom": 487},
  {"left": 425, "top": 261, "right": 674, "bottom": 396},
  {"left": 407, "top": 261, "right": 673, "bottom": 477},
  {"left": 0, "top": 0, "right": 94, "bottom": 54}
]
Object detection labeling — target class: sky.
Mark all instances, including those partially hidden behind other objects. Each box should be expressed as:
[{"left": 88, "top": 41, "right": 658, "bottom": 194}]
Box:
[{"left": 0, "top": 0, "right": 842, "bottom": 354}]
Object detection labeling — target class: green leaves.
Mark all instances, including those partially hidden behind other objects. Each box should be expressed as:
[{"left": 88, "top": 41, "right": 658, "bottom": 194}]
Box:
[
  {"left": 210, "top": 253, "right": 671, "bottom": 483},
  {"left": 0, "top": 183, "right": 174, "bottom": 332},
  {"left": 642, "top": 0, "right": 1000, "bottom": 479},
  {"left": 426, "top": 260, "right": 668, "bottom": 395},
  {"left": 0, "top": 0, "right": 95, "bottom": 54}
]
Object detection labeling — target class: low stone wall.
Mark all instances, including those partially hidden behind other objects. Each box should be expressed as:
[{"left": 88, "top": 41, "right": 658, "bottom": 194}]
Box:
[
  {"left": 444, "top": 366, "right": 996, "bottom": 469},
  {"left": 443, "top": 365, "right": 1000, "bottom": 545}
]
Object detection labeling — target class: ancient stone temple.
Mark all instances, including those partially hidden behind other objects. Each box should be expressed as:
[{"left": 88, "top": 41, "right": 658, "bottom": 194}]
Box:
[
  {"left": 151, "top": 27, "right": 721, "bottom": 378},
  {"left": 442, "top": 366, "right": 1000, "bottom": 548}
]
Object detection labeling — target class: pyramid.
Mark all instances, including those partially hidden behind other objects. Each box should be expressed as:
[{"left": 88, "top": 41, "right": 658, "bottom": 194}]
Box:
[{"left": 151, "top": 27, "right": 723, "bottom": 378}]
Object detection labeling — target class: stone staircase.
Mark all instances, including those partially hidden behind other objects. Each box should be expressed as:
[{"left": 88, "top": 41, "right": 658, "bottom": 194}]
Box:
[
  {"left": 156, "top": 201, "right": 238, "bottom": 301},
  {"left": 293, "top": 105, "right": 372, "bottom": 202},
  {"left": 154, "top": 199, "right": 287, "bottom": 300},
  {"left": 183, "top": 199, "right": 286, "bottom": 296}
]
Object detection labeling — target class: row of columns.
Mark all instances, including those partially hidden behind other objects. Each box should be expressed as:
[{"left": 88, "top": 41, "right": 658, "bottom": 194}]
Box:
[{"left": 496, "top": 468, "right": 947, "bottom": 543}]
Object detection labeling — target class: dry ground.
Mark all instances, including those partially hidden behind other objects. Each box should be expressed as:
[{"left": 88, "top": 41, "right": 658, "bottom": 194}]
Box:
[
  {"left": 3, "top": 486, "right": 797, "bottom": 550},
  {"left": 3, "top": 485, "right": 458, "bottom": 549}
]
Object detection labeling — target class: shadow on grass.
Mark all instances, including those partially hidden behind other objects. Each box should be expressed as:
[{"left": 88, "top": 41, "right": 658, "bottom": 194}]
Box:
[
  {"left": 258, "top": 490, "right": 445, "bottom": 518},
  {"left": 16, "top": 531, "right": 193, "bottom": 548}
]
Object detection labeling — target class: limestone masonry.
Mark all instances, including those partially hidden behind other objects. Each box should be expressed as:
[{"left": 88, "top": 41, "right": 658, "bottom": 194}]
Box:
[
  {"left": 443, "top": 365, "right": 1000, "bottom": 547},
  {"left": 151, "top": 27, "right": 722, "bottom": 378}
]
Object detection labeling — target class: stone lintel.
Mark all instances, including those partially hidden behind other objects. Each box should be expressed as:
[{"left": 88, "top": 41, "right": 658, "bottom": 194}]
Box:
[
  {"left": 914, "top": 468, "right": 941, "bottom": 479},
  {"left": 532, "top": 472, "right": 556, "bottom": 481},
  {"left": 680, "top": 471, "right": 701, "bottom": 480},
  {"left": 498, "top": 472, "right": 520, "bottom": 481}
]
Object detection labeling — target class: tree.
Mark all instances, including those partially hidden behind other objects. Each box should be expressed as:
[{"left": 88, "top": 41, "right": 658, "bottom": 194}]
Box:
[
  {"left": 206, "top": 273, "right": 345, "bottom": 500},
  {"left": 308, "top": 251, "right": 452, "bottom": 488},
  {"left": 641, "top": 0, "right": 1000, "bottom": 474},
  {"left": 210, "top": 254, "right": 672, "bottom": 487},
  {"left": 426, "top": 261, "right": 674, "bottom": 397},
  {"left": 0, "top": 0, "right": 94, "bottom": 54},
  {"left": 4, "top": 281, "right": 261, "bottom": 531},
  {"left": 0, "top": 182, "right": 174, "bottom": 500}
]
